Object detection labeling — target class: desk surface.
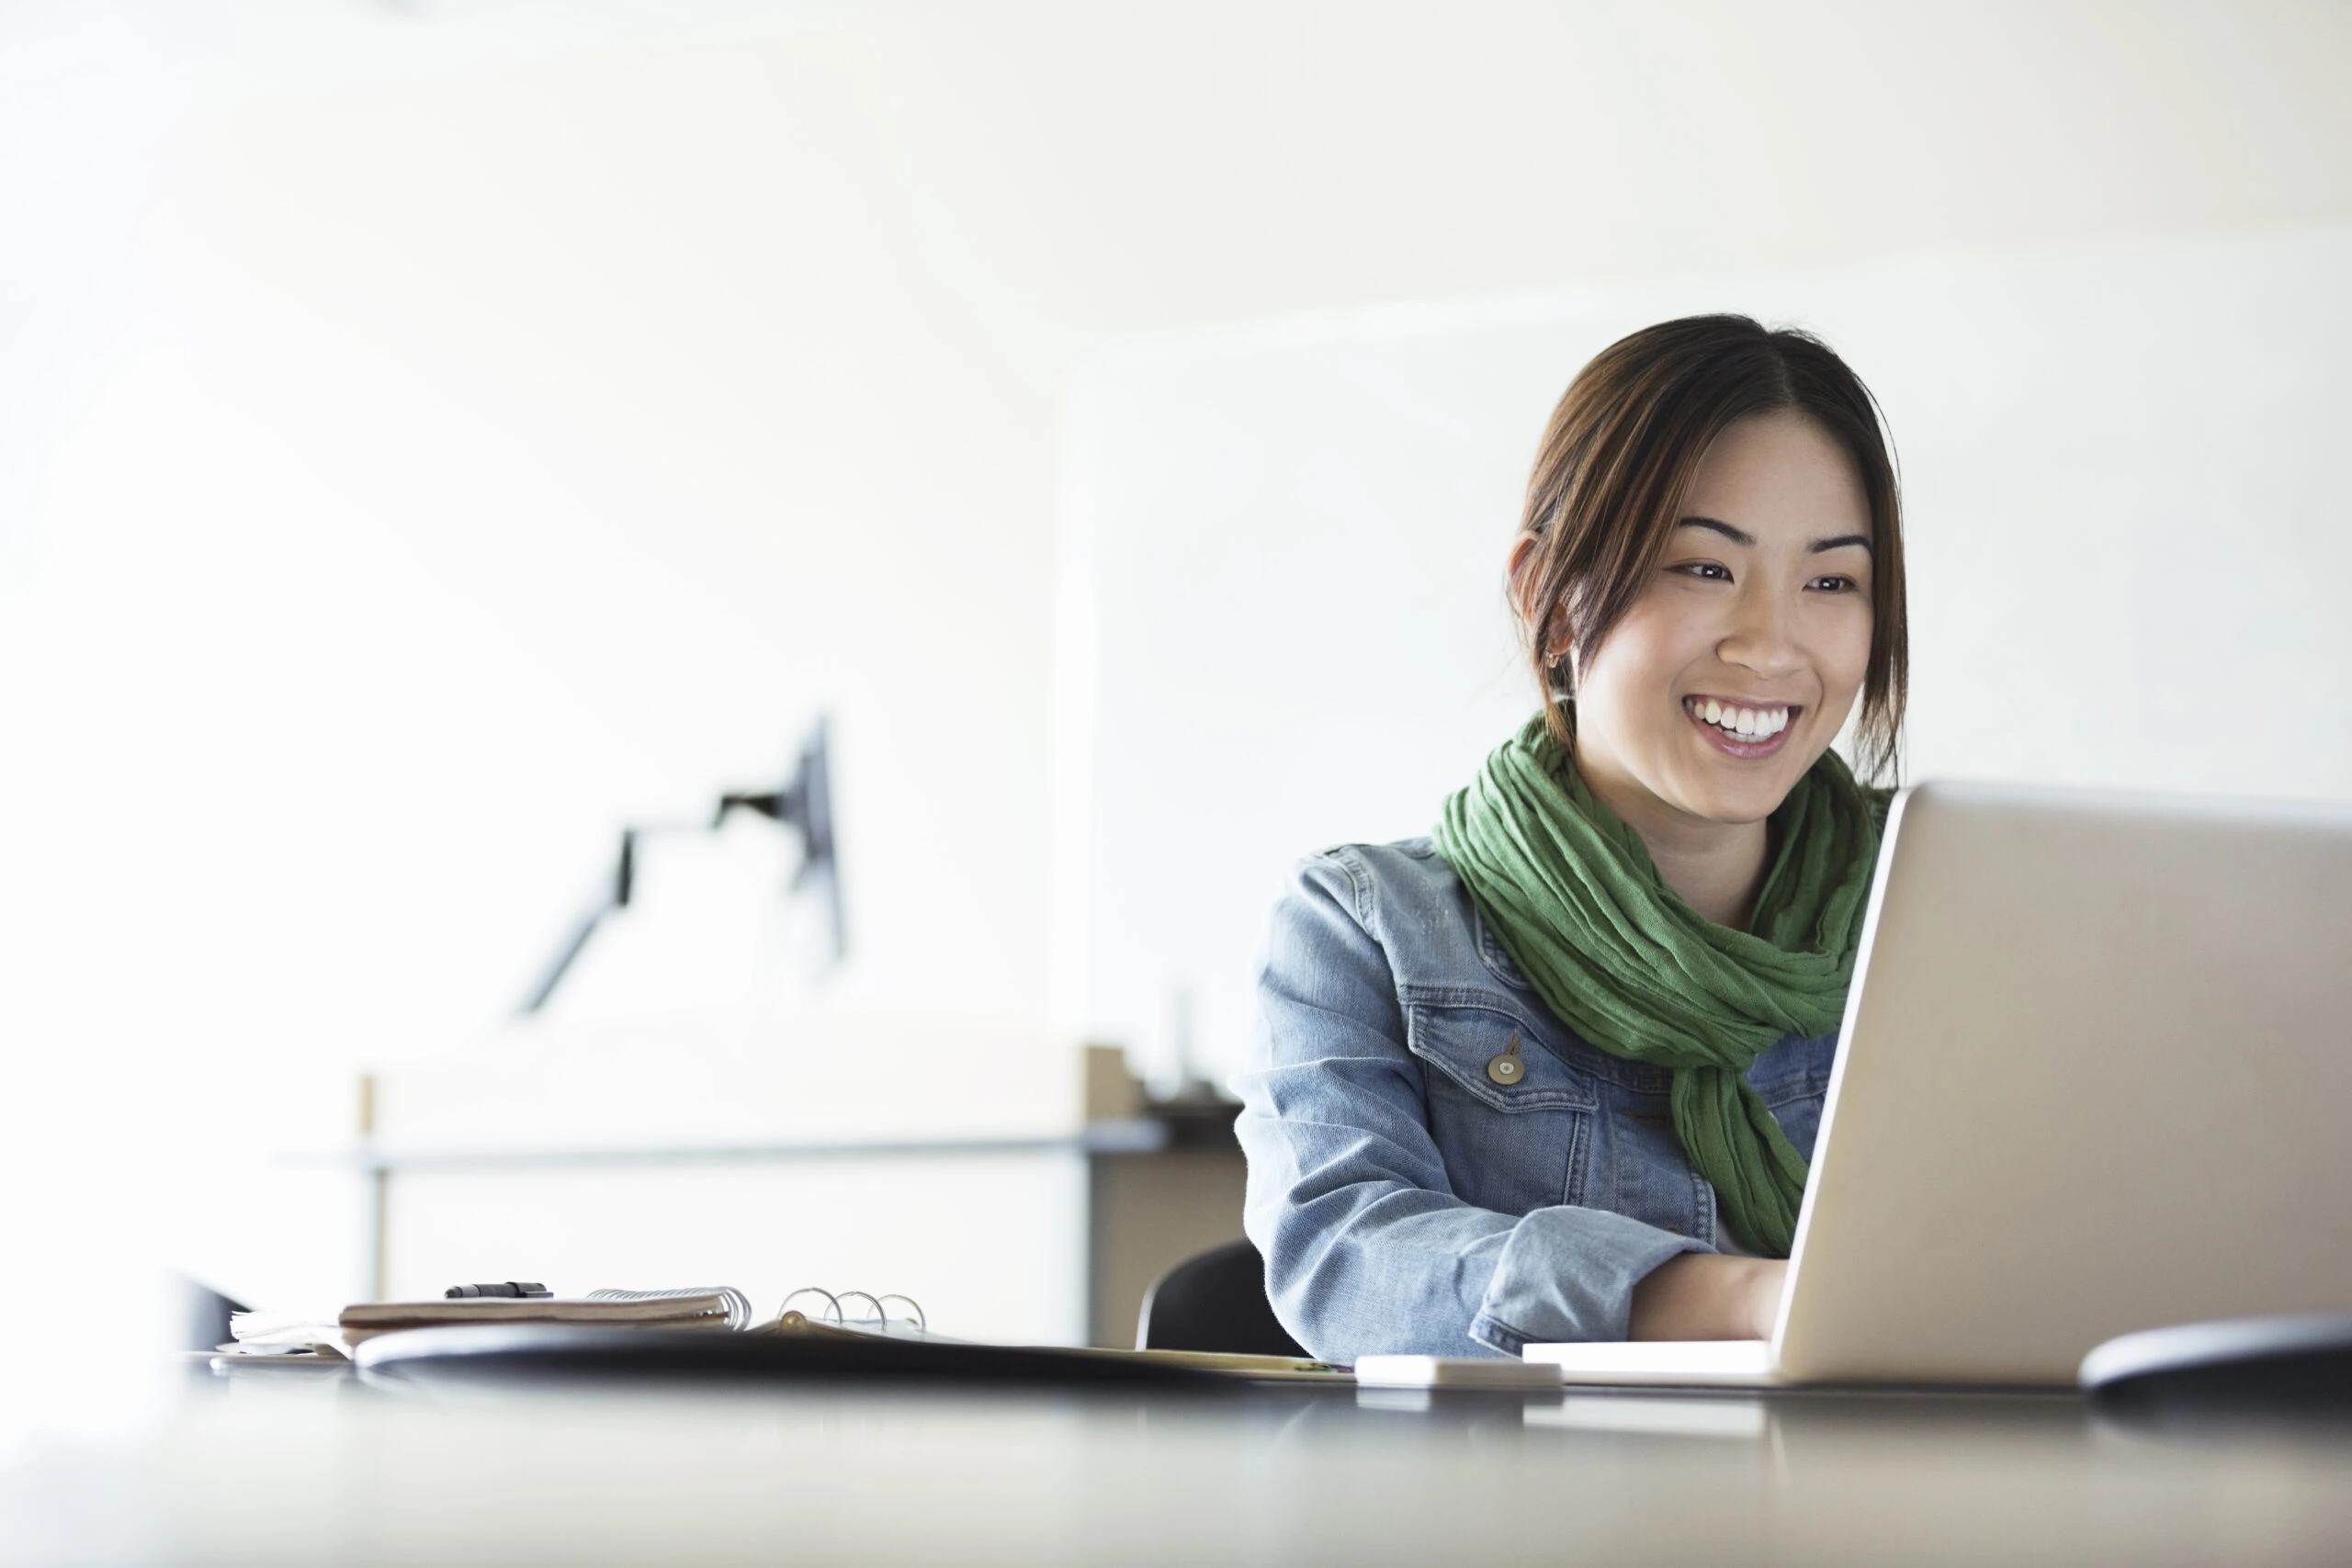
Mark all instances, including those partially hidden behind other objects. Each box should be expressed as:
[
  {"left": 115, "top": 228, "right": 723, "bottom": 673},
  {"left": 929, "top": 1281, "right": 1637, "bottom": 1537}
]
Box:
[{"left": 6, "top": 1369, "right": 2350, "bottom": 1565}]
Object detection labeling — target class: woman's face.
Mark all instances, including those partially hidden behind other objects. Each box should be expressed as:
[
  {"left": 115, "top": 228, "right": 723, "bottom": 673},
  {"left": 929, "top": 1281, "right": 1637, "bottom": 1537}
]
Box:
[{"left": 1565, "top": 411, "right": 1875, "bottom": 829}]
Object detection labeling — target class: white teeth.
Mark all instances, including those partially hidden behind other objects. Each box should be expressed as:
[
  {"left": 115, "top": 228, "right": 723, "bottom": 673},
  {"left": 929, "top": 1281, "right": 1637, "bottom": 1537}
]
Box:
[{"left": 1690, "top": 699, "right": 1792, "bottom": 739}]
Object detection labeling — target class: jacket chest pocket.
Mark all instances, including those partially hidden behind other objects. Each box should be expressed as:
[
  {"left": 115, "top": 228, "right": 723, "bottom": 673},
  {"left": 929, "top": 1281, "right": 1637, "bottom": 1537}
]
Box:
[
  {"left": 1746, "top": 1032, "right": 1839, "bottom": 1164},
  {"left": 1404, "top": 998, "right": 1599, "bottom": 1216}
]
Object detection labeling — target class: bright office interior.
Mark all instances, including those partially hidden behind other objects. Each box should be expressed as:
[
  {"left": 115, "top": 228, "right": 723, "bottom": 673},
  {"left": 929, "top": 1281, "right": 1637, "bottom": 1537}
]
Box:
[{"left": 2, "top": 0, "right": 2348, "bottom": 1435}]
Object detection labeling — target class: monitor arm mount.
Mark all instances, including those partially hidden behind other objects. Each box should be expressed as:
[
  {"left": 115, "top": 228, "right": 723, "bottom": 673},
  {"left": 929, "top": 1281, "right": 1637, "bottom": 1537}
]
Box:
[{"left": 518, "top": 717, "right": 842, "bottom": 1014}]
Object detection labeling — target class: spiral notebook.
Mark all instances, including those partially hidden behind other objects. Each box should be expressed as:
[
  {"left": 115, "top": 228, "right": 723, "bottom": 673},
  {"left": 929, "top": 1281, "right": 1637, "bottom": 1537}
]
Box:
[
  {"left": 221, "top": 1284, "right": 918, "bottom": 1360},
  {"left": 230, "top": 1284, "right": 1349, "bottom": 1384}
]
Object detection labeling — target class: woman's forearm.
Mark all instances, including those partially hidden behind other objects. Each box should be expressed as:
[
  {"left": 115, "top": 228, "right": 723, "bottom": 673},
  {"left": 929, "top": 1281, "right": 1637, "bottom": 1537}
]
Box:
[{"left": 1627, "top": 1254, "right": 1787, "bottom": 1340}]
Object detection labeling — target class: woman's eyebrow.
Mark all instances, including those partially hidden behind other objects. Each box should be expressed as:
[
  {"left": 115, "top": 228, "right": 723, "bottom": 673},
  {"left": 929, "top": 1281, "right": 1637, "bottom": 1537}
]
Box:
[
  {"left": 1677, "top": 516, "right": 1872, "bottom": 554},
  {"left": 1676, "top": 516, "right": 1753, "bottom": 547}
]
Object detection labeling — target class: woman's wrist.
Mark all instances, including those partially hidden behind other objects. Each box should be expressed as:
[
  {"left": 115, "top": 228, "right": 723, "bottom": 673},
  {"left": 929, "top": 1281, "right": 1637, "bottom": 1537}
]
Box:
[
  {"left": 1736, "top": 1257, "right": 1788, "bottom": 1339},
  {"left": 1627, "top": 1253, "right": 1788, "bottom": 1341}
]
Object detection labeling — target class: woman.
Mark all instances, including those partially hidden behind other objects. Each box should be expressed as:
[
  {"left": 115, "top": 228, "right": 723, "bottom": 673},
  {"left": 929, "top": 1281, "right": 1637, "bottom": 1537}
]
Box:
[{"left": 1235, "top": 315, "right": 1905, "bottom": 1361}]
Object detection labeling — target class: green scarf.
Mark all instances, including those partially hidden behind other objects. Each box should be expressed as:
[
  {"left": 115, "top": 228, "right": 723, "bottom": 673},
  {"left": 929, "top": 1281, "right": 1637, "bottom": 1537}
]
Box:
[{"left": 1432, "top": 716, "right": 1888, "bottom": 1256}]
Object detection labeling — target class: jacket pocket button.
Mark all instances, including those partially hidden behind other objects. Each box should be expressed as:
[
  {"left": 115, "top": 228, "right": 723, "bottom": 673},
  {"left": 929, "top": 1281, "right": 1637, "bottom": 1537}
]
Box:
[{"left": 1487, "top": 1033, "right": 1525, "bottom": 1086}]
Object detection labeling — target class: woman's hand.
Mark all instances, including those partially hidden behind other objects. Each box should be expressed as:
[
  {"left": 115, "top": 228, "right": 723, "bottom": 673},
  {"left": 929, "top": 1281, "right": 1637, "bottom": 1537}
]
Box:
[{"left": 1627, "top": 1254, "right": 1787, "bottom": 1341}]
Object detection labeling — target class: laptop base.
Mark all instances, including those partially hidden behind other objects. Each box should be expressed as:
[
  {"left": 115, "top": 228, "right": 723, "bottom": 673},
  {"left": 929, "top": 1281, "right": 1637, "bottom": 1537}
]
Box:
[{"left": 1521, "top": 1340, "right": 1787, "bottom": 1389}]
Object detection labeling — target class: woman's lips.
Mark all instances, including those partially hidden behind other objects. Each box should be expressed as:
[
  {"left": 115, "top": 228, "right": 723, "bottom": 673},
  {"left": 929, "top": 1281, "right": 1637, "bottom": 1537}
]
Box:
[{"left": 1683, "top": 698, "right": 1799, "bottom": 760}]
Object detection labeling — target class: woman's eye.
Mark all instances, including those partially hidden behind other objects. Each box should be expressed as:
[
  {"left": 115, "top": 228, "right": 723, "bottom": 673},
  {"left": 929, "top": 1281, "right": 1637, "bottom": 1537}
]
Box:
[
  {"left": 1808, "top": 574, "right": 1859, "bottom": 592},
  {"left": 1672, "top": 561, "right": 1732, "bottom": 582}
]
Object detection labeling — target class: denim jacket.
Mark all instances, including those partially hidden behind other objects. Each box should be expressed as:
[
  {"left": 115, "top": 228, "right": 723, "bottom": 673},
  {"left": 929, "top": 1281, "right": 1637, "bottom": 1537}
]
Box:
[{"left": 1233, "top": 837, "right": 1838, "bottom": 1362}]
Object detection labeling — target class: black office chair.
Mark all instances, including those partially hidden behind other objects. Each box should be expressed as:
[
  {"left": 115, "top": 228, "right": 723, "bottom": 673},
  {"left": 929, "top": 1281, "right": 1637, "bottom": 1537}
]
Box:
[{"left": 1135, "top": 1238, "right": 1308, "bottom": 1357}]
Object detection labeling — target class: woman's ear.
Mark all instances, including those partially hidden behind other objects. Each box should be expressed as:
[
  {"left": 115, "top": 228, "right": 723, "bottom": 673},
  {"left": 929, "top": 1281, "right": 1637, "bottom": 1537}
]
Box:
[
  {"left": 1507, "top": 531, "right": 1574, "bottom": 662},
  {"left": 1505, "top": 531, "right": 1544, "bottom": 624}
]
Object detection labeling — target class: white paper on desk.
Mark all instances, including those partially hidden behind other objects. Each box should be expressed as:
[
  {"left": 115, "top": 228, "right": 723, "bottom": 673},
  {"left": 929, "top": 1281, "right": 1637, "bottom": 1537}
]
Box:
[
  {"left": 231, "top": 1310, "right": 336, "bottom": 1341},
  {"left": 214, "top": 1337, "right": 350, "bottom": 1360},
  {"left": 226, "top": 1313, "right": 352, "bottom": 1359}
]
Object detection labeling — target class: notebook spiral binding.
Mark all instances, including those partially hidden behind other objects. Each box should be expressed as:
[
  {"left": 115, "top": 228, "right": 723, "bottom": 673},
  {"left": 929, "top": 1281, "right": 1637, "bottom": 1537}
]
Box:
[
  {"left": 587, "top": 1285, "right": 756, "bottom": 1331},
  {"left": 584, "top": 1284, "right": 928, "bottom": 1335}
]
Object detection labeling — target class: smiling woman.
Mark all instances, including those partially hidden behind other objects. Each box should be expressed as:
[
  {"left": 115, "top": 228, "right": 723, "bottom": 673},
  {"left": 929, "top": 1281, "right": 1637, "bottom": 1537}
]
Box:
[{"left": 1235, "top": 317, "right": 1908, "bottom": 1361}]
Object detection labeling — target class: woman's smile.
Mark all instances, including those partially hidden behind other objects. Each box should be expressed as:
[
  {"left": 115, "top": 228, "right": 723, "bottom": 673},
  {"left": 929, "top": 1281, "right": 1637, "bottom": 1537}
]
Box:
[{"left": 1681, "top": 694, "right": 1802, "bottom": 760}]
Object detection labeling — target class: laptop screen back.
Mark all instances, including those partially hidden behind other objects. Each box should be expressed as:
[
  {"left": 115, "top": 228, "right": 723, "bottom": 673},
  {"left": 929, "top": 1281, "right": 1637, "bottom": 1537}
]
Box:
[{"left": 1776, "top": 782, "right": 2352, "bottom": 1385}]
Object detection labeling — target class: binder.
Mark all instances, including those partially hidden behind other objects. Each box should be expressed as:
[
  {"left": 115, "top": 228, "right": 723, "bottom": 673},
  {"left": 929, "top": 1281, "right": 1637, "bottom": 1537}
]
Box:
[{"left": 354, "top": 1321, "right": 1349, "bottom": 1388}]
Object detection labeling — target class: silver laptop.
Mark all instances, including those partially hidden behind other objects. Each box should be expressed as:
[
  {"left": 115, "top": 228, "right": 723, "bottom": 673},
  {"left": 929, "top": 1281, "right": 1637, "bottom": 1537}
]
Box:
[{"left": 1524, "top": 781, "right": 2352, "bottom": 1388}]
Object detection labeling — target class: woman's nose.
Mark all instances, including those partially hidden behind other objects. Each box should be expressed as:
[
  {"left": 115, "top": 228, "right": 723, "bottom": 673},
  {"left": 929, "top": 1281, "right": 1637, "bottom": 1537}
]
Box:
[{"left": 1718, "top": 589, "right": 1802, "bottom": 677}]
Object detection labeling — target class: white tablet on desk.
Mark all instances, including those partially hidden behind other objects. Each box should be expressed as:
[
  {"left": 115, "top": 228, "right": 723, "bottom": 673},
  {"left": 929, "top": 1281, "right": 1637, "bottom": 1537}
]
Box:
[{"left": 1527, "top": 782, "right": 2352, "bottom": 1390}]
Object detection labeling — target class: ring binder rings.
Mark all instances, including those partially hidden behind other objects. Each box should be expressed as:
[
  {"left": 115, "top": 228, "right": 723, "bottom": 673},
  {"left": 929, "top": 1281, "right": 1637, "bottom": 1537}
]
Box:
[{"left": 773, "top": 1288, "right": 929, "bottom": 1335}]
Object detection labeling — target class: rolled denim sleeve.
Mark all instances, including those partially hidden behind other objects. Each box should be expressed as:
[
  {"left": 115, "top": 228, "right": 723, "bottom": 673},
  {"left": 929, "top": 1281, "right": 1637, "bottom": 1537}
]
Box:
[{"left": 1234, "top": 852, "right": 1702, "bottom": 1362}]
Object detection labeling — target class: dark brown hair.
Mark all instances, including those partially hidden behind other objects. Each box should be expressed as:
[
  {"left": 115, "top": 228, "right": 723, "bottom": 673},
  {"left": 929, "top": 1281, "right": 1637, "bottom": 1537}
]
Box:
[{"left": 1515, "top": 314, "right": 1907, "bottom": 782}]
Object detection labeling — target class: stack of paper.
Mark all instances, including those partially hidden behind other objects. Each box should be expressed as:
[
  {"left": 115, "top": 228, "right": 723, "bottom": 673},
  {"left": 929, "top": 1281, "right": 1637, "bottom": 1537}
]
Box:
[{"left": 221, "top": 1311, "right": 350, "bottom": 1360}]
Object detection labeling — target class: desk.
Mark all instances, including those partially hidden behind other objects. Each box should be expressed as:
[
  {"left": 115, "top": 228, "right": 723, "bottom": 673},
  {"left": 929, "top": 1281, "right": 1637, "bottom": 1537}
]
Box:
[{"left": 8, "top": 1371, "right": 2350, "bottom": 1564}]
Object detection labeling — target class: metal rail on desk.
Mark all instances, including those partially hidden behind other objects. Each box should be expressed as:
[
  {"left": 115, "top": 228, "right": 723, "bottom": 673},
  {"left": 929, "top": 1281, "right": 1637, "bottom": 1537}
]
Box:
[{"left": 300, "top": 1119, "right": 1173, "bottom": 1175}]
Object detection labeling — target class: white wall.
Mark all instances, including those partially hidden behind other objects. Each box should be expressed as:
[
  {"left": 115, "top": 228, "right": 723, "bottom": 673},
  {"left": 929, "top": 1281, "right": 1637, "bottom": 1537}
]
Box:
[
  {"left": 1057, "top": 226, "right": 2352, "bottom": 1090},
  {"left": 0, "top": 0, "right": 2346, "bottom": 1429}
]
